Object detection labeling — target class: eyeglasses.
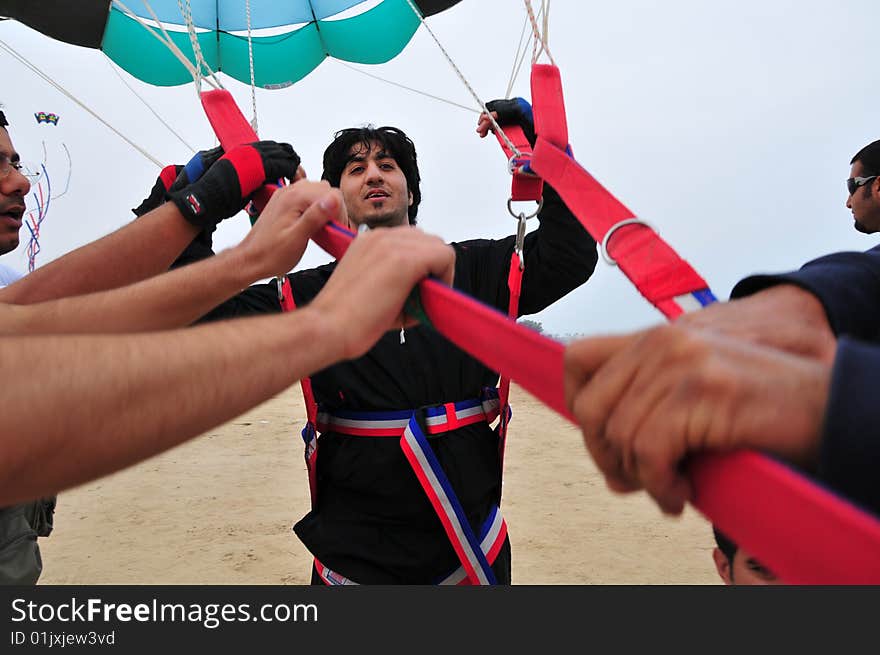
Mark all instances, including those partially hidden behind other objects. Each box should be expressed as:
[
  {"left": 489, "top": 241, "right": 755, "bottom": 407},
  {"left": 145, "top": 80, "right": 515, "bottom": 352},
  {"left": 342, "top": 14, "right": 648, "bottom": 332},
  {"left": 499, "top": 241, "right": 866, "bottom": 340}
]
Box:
[
  {"left": 0, "top": 153, "right": 41, "bottom": 182},
  {"left": 847, "top": 175, "right": 878, "bottom": 195}
]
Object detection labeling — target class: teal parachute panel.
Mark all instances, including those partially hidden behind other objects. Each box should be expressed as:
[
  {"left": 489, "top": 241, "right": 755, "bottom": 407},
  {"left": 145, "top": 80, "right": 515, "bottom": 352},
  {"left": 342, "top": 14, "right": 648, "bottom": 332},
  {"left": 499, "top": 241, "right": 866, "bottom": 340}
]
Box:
[{"left": 4, "top": 0, "right": 462, "bottom": 88}]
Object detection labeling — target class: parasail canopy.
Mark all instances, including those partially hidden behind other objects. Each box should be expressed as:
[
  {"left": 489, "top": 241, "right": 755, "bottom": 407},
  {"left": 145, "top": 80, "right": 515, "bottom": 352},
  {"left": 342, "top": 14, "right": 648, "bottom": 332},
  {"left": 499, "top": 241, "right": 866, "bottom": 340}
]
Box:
[{"left": 2, "top": 0, "right": 463, "bottom": 88}]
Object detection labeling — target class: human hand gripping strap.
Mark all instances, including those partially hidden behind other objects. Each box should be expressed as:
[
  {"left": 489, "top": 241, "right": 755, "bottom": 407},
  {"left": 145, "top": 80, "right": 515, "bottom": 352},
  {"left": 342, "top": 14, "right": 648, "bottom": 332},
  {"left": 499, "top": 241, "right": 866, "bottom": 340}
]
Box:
[
  {"left": 486, "top": 97, "right": 544, "bottom": 202},
  {"left": 200, "top": 88, "right": 880, "bottom": 584},
  {"left": 166, "top": 140, "right": 300, "bottom": 229}
]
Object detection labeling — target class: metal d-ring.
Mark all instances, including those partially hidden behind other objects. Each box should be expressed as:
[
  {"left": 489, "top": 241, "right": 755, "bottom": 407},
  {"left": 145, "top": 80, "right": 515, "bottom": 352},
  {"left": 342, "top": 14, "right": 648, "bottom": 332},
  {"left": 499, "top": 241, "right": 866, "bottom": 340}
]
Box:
[
  {"left": 507, "top": 197, "right": 543, "bottom": 220},
  {"left": 600, "top": 217, "right": 654, "bottom": 266}
]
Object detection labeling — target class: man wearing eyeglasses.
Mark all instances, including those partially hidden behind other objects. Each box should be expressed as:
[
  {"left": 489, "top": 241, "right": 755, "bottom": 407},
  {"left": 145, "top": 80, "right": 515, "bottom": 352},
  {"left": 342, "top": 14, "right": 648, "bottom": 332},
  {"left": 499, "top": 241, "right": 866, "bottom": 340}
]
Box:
[
  {"left": 0, "top": 108, "right": 29, "bottom": 286},
  {"left": 0, "top": 108, "right": 57, "bottom": 585}
]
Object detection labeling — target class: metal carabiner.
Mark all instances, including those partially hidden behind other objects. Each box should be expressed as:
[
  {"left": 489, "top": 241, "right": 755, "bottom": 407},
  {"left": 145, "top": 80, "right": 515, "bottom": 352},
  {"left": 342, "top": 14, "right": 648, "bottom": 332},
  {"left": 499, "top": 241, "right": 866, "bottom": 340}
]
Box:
[
  {"left": 508, "top": 197, "right": 543, "bottom": 271},
  {"left": 515, "top": 211, "right": 528, "bottom": 270}
]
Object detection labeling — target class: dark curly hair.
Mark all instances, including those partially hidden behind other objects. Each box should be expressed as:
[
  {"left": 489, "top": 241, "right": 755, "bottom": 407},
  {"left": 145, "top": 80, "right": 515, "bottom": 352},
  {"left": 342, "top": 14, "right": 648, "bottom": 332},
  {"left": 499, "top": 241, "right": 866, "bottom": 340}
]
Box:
[{"left": 321, "top": 125, "right": 421, "bottom": 225}]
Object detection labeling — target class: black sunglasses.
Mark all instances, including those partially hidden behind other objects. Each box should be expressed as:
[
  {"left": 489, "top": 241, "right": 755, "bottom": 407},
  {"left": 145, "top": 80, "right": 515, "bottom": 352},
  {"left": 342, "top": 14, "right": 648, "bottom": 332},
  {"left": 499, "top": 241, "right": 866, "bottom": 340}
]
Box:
[{"left": 847, "top": 175, "right": 878, "bottom": 195}]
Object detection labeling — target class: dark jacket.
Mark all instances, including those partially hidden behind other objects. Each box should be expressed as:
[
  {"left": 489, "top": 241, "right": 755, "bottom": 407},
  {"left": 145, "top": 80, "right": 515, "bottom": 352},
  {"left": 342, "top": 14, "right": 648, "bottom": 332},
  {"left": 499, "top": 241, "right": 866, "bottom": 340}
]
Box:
[{"left": 731, "top": 244, "right": 880, "bottom": 515}]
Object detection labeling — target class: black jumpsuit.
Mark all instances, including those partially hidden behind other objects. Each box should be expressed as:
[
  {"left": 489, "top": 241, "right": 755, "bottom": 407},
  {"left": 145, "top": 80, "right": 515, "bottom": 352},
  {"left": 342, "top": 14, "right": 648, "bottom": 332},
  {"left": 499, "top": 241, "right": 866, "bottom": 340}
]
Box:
[{"left": 198, "top": 185, "right": 598, "bottom": 583}]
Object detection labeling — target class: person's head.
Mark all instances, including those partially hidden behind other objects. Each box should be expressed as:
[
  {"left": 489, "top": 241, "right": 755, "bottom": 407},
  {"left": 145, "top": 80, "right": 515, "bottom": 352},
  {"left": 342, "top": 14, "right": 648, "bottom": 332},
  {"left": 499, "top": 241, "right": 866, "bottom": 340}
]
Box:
[
  {"left": 321, "top": 125, "right": 421, "bottom": 229},
  {"left": 712, "top": 526, "right": 780, "bottom": 585},
  {"left": 0, "top": 108, "right": 31, "bottom": 255},
  {"left": 847, "top": 140, "right": 880, "bottom": 234}
]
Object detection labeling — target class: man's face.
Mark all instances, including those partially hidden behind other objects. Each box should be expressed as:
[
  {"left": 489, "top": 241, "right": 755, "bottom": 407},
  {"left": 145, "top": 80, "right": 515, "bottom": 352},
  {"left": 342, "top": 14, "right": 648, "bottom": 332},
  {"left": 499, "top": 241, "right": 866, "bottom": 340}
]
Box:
[
  {"left": 0, "top": 128, "right": 30, "bottom": 255},
  {"left": 338, "top": 141, "right": 413, "bottom": 229},
  {"left": 846, "top": 160, "right": 880, "bottom": 234},
  {"left": 713, "top": 547, "right": 780, "bottom": 585}
]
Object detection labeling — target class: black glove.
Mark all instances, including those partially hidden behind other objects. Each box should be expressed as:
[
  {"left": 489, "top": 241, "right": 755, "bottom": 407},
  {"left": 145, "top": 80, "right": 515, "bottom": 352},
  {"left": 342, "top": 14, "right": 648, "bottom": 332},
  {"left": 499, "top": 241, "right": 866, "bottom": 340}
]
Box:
[
  {"left": 485, "top": 97, "right": 536, "bottom": 147},
  {"left": 167, "top": 141, "right": 300, "bottom": 229},
  {"left": 131, "top": 146, "right": 224, "bottom": 218},
  {"left": 132, "top": 164, "right": 182, "bottom": 218}
]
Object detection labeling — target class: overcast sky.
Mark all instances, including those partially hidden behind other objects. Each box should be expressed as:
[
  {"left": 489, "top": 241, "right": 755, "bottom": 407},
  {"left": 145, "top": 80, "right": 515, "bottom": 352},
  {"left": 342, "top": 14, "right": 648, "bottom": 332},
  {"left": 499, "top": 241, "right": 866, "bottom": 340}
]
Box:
[{"left": 1, "top": 1, "right": 877, "bottom": 337}]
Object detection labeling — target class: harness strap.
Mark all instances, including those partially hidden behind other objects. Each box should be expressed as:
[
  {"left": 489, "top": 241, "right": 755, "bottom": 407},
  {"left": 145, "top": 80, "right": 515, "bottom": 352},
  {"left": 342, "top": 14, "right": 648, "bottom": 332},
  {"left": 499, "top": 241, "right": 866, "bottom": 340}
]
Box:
[
  {"left": 279, "top": 277, "right": 320, "bottom": 505},
  {"left": 493, "top": 124, "right": 544, "bottom": 202},
  {"left": 401, "top": 410, "right": 495, "bottom": 584},
  {"left": 313, "top": 506, "right": 508, "bottom": 586},
  {"left": 497, "top": 251, "right": 523, "bottom": 473},
  {"left": 316, "top": 390, "right": 500, "bottom": 437}
]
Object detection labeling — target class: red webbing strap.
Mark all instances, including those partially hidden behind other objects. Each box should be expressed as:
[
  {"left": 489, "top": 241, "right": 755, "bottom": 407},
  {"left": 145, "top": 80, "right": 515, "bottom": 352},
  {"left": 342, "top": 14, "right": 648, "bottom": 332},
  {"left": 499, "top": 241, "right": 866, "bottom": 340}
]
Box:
[
  {"left": 527, "top": 64, "right": 708, "bottom": 320},
  {"left": 496, "top": 252, "right": 523, "bottom": 480},
  {"left": 530, "top": 64, "right": 568, "bottom": 149},
  {"left": 493, "top": 125, "right": 544, "bottom": 201},
  {"left": 200, "top": 90, "right": 357, "bottom": 256},
  {"left": 201, "top": 88, "right": 880, "bottom": 583},
  {"left": 279, "top": 279, "right": 318, "bottom": 423},
  {"left": 531, "top": 137, "right": 708, "bottom": 320}
]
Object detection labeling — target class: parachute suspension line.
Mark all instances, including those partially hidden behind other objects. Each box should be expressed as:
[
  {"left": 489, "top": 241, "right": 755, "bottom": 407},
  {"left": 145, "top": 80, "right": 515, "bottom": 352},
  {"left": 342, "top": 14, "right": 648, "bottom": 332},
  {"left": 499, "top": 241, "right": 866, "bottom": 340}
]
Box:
[
  {"left": 173, "top": 0, "right": 224, "bottom": 92},
  {"left": 333, "top": 61, "right": 479, "bottom": 114},
  {"left": 505, "top": 14, "right": 532, "bottom": 99},
  {"left": 0, "top": 38, "right": 164, "bottom": 167},
  {"left": 401, "top": 0, "right": 522, "bottom": 158},
  {"left": 524, "top": 0, "right": 554, "bottom": 65},
  {"left": 112, "top": 0, "right": 207, "bottom": 90},
  {"left": 102, "top": 55, "right": 197, "bottom": 154},
  {"left": 245, "top": 0, "right": 259, "bottom": 134}
]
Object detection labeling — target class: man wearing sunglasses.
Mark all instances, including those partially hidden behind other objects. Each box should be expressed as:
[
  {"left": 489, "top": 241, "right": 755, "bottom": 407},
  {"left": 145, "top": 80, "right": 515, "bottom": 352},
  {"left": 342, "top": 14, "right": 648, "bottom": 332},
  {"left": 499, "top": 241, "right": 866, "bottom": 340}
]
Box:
[{"left": 846, "top": 140, "right": 880, "bottom": 234}]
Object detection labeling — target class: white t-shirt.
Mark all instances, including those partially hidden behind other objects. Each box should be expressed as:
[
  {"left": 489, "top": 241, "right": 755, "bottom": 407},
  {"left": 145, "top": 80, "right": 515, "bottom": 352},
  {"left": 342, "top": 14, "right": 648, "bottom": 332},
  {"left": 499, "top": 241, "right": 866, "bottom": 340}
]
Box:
[{"left": 0, "top": 262, "right": 23, "bottom": 288}]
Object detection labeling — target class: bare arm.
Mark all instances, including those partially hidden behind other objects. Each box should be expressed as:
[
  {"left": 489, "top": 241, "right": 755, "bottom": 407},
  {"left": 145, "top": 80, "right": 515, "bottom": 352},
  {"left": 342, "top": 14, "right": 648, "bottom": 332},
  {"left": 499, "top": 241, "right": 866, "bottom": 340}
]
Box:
[
  {"left": 0, "top": 182, "right": 339, "bottom": 335},
  {"left": 0, "top": 203, "right": 199, "bottom": 305},
  {"left": 0, "top": 140, "right": 303, "bottom": 306},
  {"left": 0, "top": 225, "right": 455, "bottom": 505}
]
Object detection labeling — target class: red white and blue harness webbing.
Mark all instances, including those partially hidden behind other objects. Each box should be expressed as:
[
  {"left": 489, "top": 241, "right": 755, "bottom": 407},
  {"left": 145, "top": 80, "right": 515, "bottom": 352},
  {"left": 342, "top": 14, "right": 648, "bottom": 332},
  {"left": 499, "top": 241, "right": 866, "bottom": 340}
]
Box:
[
  {"left": 314, "top": 505, "right": 508, "bottom": 585},
  {"left": 282, "top": 271, "right": 508, "bottom": 585},
  {"left": 200, "top": 72, "right": 880, "bottom": 584}
]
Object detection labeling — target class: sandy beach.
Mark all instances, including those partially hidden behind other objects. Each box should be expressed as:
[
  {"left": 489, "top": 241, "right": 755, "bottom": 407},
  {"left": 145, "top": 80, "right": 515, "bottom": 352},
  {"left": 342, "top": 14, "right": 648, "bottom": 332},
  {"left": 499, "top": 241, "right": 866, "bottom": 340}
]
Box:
[{"left": 39, "top": 383, "right": 718, "bottom": 585}]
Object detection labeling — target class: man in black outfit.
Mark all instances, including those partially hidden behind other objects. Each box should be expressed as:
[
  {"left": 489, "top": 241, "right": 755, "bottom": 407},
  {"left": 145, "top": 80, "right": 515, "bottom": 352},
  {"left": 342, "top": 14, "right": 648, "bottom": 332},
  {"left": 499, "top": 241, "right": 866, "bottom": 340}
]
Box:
[{"left": 189, "top": 111, "right": 598, "bottom": 584}]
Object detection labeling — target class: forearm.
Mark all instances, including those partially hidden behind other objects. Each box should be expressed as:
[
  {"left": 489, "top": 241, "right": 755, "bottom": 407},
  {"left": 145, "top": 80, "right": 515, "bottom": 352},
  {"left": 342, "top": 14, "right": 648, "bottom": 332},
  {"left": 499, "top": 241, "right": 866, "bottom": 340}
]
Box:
[
  {"left": 0, "top": 306, "right": 340, "bottom": 505},
  {"left": 0, "top": 203, "right": 199, "bottom": 305},
  {"left": 0, "top": 246, "right": 265, "bottom": 335},
  {"left": 731, "top": 246, "right": 880, "bottom": 339}
]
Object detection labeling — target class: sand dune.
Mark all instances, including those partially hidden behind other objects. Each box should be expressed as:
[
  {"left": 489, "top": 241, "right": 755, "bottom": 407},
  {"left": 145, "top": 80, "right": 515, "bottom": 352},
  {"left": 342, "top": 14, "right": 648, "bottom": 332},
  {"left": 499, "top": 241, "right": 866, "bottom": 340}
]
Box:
[{"left": 39, "top": 384, "right": 718, "bottom": 585}]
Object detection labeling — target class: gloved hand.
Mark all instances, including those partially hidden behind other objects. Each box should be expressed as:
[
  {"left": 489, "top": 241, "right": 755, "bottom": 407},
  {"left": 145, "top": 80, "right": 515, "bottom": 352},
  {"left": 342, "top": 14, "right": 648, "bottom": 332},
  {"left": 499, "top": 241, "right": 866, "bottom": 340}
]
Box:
[
  {"left": 485, "top": 97, "right": 536, "bottom": 147},
  {"left": 167, "top": 140, "right": 300, "bottom": 228},
  {"left": 130, "top": 146, "right": 224, "bottom": 218},
  {"left": 131, "top": 164, "right": 182, "bottom": 218}
]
